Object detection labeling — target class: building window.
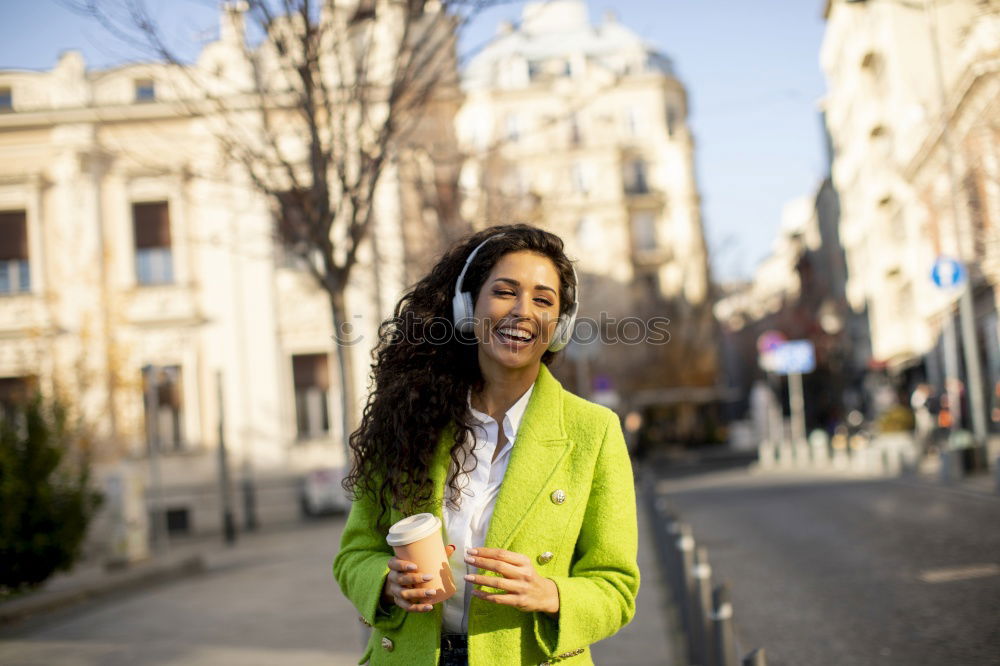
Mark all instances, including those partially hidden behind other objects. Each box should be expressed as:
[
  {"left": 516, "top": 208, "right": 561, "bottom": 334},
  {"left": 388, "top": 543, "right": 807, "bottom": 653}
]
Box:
[
  {"left": 0, "top": 376, "right": 36, "bottom": 423},
  {"left": 576, "top": 216, "right": 601, "bottom": 251},
  {"left": 642, "top": 272, "right": 660, "bottom": 300},
  {"left": 624, "top": 159, "right": 649, "bottom": 195},
  {"left": 568, "top": 113, "right": 582, "bottom": 147},
  {"left": 0, "top": 87, "right": 12, "bottom": 112},
  {"left": 133, "top": 201, "right": 174, "bottom": 285},
  {"left": 0, "top": 210, "right": 31, "bottom": 294},
  {"left": 505, "top": 114, "right": 520, "bottom": 143},
  {"left": 165, "top": 507, "right": 191, "bottom": 535},
  {"left": 142, "top": 365, "right": 185, "bottom": 452},
  {"left": 624, "top": 108, "right": 639, "bottom": 137},
  {"left": 293, "top": 353, "right": 330, "bottom": 440},
  {"left": 275, "top": 189, "right": 313, "bottom": 269},
  {"left": 666, "top": 107, "right": 678, "bottom": 137},
  {"left": 134, "top": 78, "right": 156, "bottom": 102},
  {"left": 571, "top": 162, "right": 590, "bottom": 194},
  {"left": 631, "top": 211, "right": 657, "bottom": 251},
  {"left": 860, "top": 50, "right": 883, "bottom": 81}
]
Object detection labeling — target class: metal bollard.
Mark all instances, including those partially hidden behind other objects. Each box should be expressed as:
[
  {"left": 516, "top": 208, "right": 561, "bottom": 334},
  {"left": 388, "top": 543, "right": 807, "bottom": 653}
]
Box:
[
  {"left": 939, "top": 449, "right": 963, "bottom": 485},
  {"left": 664, "top": 520, "right": 683, "bottom": 606},
  {"left": 742, "top": 647, "right": 767, "bottom": 666},
  {"left": 691, "top": 546, "right": 714, "bottom": 666},
  {"left": 994, "top": 456, "right": 1000, "bottom": 495},
  {"left": 711, "top": 583, "right": 739, "bottom": 666},
  {"left": 676, "top": 523, "right": 697, "bottom": 644}
]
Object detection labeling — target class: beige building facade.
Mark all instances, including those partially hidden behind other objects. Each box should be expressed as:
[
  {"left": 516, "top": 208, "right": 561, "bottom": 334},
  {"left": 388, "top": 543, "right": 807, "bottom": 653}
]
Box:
[
  {"left": 821, "top": 0, "right": 1000, "bottom": 384},
  {"left": 456, "top": 0, "right": 716, "bottom": 407},
  {"left": 0, "top": 3, "right": 454, "bottom": 544}
]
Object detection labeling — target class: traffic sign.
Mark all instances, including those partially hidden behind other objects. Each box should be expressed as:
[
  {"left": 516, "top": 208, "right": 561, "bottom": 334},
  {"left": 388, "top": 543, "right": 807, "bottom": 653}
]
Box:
[
  {"left": 770, "top": 340, "right": 816, "bottom": 375},
  {"left": 757, "top": 330, "right": 787, "bottom": 355},
  {"left": 931, "top": 257, "right": 966, "bottom": 288},
  {"left": 757, "top": 330, "right": 787, "bottom": 372}
]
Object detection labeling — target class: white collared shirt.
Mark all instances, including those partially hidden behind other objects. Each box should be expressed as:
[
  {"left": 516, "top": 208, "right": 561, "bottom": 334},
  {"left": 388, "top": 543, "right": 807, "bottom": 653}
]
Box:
[{"left": 441, "top": 383, "right": 535, "bottom": 633}]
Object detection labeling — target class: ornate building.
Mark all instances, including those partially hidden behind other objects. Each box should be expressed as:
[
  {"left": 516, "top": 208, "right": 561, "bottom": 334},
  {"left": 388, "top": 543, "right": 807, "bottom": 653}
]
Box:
[
  {"left": 456, "top": 0, "right": 718, "bottom": 439},
  {"left": 0, "top": 2, "right": 459, "bottom": 543}
]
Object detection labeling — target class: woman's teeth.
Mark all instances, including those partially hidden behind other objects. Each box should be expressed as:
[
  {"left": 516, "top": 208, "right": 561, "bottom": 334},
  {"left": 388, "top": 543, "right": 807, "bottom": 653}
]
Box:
[{"left": 497, "top": 327, "right": 533, "bottom": 342}]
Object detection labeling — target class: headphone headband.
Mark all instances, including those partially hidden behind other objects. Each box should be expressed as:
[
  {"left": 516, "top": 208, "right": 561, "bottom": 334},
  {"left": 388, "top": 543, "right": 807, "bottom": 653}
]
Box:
[{"left": 453, "top": 233, "right": 505, "bottom": 303}]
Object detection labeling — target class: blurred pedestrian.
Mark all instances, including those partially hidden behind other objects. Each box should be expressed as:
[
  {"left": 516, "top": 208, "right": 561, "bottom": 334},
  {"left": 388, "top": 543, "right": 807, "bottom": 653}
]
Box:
[
  {"left": 333, "top": 225, "right": 639, "bottom": 665},
  {"left": 910, "top": 383, "right": 934, "bottom": 455}
]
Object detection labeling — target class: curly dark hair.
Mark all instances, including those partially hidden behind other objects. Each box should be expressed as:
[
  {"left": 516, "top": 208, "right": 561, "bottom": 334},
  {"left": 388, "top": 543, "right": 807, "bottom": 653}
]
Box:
[{"left": 343, "top": 224, "right": 577, "bottom": 524}]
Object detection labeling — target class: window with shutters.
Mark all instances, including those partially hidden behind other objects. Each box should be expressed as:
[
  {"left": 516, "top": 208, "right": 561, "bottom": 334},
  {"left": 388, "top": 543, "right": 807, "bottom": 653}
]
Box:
[
  {"left": 293, "top": 354, "right": 330, "bottom": 440},
  {"left": 133, "top": 202, "right": 173, "bottom": 285},
  {"left": 0, "top": 210, "right": 30, "bottom": 294},
  {"left": 141, "top": 365, "right": 185, "bottom": 452}
]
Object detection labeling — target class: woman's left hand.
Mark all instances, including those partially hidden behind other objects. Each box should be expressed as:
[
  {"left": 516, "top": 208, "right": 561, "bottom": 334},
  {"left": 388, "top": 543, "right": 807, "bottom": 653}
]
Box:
[{"left": 464, "top": 548, "right": 560, "bottom": 614}]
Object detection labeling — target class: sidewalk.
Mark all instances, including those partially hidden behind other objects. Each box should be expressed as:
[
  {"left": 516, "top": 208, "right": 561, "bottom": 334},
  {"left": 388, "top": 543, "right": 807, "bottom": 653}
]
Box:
[
  {"left": 591, "top": 478, "right": 680, "bottom": 666},
  {"left": 2, "top": 490, "right": 681, "bottom": 664},
  {"left": 0, "top": 521, "right": 317, "bottom": 629}
]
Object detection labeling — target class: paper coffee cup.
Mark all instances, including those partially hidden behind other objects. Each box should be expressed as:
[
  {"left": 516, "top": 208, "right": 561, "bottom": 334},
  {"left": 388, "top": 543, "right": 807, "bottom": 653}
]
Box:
[{"left": 386, "top": 513, "right": 456, "bottom": 604}]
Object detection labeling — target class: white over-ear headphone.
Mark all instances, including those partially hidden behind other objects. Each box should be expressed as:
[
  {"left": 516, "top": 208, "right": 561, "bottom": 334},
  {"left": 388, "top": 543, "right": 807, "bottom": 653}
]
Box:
[{"left": 451, "top": 233, "right": 579, "bottom": 352}]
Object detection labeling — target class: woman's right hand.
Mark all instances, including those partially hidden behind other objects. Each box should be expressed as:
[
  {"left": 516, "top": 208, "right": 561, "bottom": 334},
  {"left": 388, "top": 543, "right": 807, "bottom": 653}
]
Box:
[{"left": 382, "top": 557, "right": 435, "bottom": 613}]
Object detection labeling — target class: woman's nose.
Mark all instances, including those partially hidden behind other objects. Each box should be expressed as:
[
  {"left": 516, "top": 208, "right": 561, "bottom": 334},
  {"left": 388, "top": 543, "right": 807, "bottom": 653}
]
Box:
[{"left": 509, "top": 293, "right": 531, "bottom": 317}]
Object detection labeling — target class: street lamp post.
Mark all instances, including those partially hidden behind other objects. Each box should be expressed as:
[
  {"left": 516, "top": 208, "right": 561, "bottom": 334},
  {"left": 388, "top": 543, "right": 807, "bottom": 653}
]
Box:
[
  {"left": 217, "top": 371, "right": 238, "bottom": 545},
  {"left": 142, "top": 364, "right": 168, "bottom": 553}
]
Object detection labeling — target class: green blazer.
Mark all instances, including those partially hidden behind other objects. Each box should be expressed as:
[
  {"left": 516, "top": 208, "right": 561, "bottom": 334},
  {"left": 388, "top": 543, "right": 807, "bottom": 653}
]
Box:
[{"left": 333, "top": 365, "right": 639, "bottom": 665}]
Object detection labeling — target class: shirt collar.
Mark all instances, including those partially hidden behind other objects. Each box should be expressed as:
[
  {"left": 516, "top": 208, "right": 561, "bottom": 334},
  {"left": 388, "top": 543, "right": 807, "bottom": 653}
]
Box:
[{"left": 467, "top": 382, "right": 536, "bottom": 443}]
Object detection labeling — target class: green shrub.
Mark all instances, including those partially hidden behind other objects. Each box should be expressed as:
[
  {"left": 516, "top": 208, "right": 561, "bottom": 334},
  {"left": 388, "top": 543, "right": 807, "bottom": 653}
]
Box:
[{"left": 0, "top": 394, "right": 102, "bottom": 594}]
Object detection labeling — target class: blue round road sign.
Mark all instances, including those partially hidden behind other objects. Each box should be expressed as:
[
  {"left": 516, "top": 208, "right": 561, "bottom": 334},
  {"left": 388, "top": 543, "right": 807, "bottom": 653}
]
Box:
[{"left": 931, "top": 257, "right": 965, "bottom": 288}]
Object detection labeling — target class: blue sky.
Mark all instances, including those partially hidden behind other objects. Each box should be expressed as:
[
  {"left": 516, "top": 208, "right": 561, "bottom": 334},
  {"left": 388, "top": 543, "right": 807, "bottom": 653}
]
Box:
[{"left": 0, "top": 0, "right": 829, "bottom": 282}]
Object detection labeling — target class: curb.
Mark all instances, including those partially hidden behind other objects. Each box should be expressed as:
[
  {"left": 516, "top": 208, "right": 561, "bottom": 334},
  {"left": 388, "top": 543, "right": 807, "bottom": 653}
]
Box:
[{"left": 0, "top": 554, "right": 206, "bottom": 628}]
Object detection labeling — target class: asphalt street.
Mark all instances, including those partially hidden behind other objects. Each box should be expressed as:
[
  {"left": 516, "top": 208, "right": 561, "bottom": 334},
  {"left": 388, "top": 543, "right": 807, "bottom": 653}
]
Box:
[
  {"left": 656, "top": 470, "right": 1000, "bottom": 666},
  {"left": 0, "top": 486, "right": 672, "bottom": 665}
]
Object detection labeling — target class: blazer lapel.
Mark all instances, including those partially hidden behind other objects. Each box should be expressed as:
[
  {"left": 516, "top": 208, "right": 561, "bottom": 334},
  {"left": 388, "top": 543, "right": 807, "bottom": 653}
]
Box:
[{"left": 484, "top": 366, "right": 572, "bottom": 550}]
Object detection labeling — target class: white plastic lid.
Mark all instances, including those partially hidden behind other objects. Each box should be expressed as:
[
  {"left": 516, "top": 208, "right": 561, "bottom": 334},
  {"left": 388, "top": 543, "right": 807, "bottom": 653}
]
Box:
[{"left": 386, "top": 513, "right": 442, "bottom": 547}]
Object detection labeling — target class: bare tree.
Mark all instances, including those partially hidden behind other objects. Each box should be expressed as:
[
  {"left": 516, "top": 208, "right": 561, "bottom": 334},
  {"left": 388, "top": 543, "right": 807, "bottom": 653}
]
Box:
[{"left": 67, "top": 0, "right": 505, "bottom": 456}]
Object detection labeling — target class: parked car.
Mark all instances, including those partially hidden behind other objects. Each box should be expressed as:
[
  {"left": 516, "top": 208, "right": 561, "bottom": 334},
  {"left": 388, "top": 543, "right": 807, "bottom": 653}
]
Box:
[{"left": 300, "top": 467, "right": 349, "bottom": 517}]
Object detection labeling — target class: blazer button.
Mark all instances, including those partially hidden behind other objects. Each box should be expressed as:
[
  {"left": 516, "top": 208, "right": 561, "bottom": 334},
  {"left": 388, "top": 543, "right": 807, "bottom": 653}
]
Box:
[
  {"left": 550, "top": 489, "right": 567, "bottom": 505},
  {"left": 381, "top": 637, "right": 394, "bottom": 652},
  {"left": 537, "top": 551, "right": 554, "bottom": 565}
]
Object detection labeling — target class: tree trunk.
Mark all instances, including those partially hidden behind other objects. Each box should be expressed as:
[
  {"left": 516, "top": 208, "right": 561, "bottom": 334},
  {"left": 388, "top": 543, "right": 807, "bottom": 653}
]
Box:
[{"left": 329, "top": 288, "right": 358, "bottom": 467}]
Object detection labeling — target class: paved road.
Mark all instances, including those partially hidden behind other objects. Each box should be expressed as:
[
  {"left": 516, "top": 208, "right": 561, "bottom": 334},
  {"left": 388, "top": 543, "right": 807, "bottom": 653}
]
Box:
[
  {"left": 656, "top": 471, "right": 1000, "bottom": 666},
  {"left": 0, "top": 484, "right": 672, "bottom": 665}
]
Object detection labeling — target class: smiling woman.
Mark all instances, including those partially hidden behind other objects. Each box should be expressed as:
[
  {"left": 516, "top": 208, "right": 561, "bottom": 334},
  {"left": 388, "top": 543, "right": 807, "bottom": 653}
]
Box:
[{"left": 334, "top": 224, "right": 639, "bottom": 665}]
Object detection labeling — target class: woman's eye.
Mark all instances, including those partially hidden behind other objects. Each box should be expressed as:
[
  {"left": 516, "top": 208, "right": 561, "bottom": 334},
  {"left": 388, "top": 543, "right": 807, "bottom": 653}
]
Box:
[
  {"left": 494, "top": 289, "right": 515, "bottom": 297},
  {"left": 535, "top": 298, "right": 553, "bottom": 306}
]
